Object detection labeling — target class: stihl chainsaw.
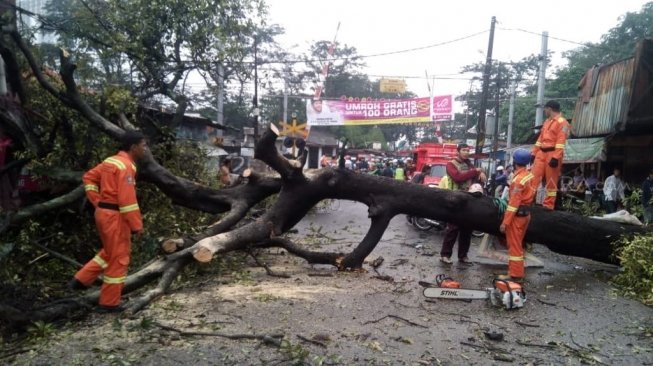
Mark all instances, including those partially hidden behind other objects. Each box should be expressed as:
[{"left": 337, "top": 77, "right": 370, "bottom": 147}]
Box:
[{"left": 420, "top": 276, "right": 526, "bottom": 310}]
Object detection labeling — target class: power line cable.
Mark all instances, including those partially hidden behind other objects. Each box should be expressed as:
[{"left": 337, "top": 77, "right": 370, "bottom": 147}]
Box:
[
  {"left": 498, "top": 27, "right": 612, "bottom": 51},
  {"left": 12, "top": 5, "right": 489, "bottom": 66}
]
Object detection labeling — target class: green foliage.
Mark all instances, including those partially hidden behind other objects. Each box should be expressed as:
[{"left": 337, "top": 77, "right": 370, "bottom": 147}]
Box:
[
  {"left": 550, "top": 2, "right": 653, "bottom": 101},
  {"left": 254, "top": 293, "right": 279, "bottom": 303},
  {"left": 26, "top": 321, "right": 56, "bottom": 341},
  {"left": 560, "top": 197, "right": 602, "bottom": 217},
  {"left": 279, "top": 339, "right": 311, "bottom": 366},
  {"left": 104, "top": 86, "right": 138, "bottom": 116},
  {"left": 0, "top": 82, "right": 214, "bottom": 305},
  {"left": 623, "top": 188, "right": 644, "bottom": 219},
  {"left": 336, "top": 125, "right": 387, "bottom": 149},
  {"left": 612, "top": 233, "right": 653, "bottom": 305}
]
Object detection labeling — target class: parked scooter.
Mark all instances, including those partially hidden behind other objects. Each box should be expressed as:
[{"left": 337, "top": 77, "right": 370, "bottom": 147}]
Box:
[{"left": 407, "top": 183, "right": 484, "bottom": 237}]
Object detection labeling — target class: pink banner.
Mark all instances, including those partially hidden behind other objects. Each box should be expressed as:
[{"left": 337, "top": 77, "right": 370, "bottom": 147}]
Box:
[
  {"left": 433, "top": 95, "right": 452, "bottom": 113},
  {"left": 307, "top": 97, "right": 432, "bottom": 126},
  {"left": 307, "top": 95, "right": 453, "bottom": 126},
  {"left": 433, "top": 95, "right": 453, "bottom": 122}
]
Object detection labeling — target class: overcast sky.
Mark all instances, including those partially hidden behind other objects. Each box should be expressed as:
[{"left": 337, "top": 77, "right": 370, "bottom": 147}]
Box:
[{"left": 266, "top": 0, "right": 649, "bottom": 99}]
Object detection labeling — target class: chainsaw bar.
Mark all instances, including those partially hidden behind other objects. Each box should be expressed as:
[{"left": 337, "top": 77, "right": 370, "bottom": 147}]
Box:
[{"left": 423, "top": 287, "right": 491, "bottom": 300}]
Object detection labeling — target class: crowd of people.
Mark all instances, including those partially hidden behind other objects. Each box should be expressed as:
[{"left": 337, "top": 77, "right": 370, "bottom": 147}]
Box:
[{"left": 320, "top": 154, "right": 417, "bottom": 181}]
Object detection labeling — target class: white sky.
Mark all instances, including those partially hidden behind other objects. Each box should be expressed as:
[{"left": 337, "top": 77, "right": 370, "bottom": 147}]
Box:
[{"left": 265, "top": 0, "right": 649, "bottom": 99}]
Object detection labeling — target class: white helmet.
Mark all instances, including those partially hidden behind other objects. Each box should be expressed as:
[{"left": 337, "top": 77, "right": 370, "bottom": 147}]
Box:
[
  {"left": 468, "top": 183, "right": 484, "bottom": 194},
  {"left": 496, "top": 165, "right": 504, "bottom": 171}
]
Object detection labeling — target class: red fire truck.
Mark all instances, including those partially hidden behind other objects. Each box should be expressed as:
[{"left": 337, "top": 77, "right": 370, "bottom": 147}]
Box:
[{"left": 413, "top": 143, "right": 458, "bottom": 186}]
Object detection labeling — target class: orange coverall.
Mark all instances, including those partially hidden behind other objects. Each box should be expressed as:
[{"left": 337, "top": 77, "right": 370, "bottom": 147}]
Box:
[
  {"left": 75, "top": 151, "right": 142, "bottom": 307},
  {"left": 501, "top": 167, "right": 535, "bottom": 278},
  {"left": 531, "top": 114, "right": 570, "bottom": 209}
]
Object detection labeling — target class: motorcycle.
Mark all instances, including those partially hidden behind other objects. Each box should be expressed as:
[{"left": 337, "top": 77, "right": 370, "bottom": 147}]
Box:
[
  {"left": 406, "top": 184, "right": 484, "bottom": 237},
  {"left": 408, "top": 216, "right": 446, "bottom": 231}
]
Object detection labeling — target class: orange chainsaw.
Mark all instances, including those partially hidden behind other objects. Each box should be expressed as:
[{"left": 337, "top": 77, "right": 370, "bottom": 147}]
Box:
[{"left": 419, "top": 276, "right": 526, "bottom": 310}]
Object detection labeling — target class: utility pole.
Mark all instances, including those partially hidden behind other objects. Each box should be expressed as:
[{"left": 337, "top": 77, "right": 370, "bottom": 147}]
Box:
[
  {"left": 283, "top": 77, "right": 288, "bottom": 123},
  {"left": 0, "top": 56, "right": 7, "bottom": 95},
  {"left": 535, "top": 31, "right": 548, "bottom": 127},
  {"left": 507, "top": 82, "right": 516, "bottom": 148},
  {"left": 475, "top": 16, "right": 496, "bottom": 157},
  {"left": 464, "top": 78, "right": 474, "bottom": 142},
  {"left": 217, "top": 62, "right": 224, "bottom": 125},
  {"left": 492, "top": 62, "right": 501, "bottom": 157},
  {"left": 253, "top": 36, "right": 259, "bottom": 140}
]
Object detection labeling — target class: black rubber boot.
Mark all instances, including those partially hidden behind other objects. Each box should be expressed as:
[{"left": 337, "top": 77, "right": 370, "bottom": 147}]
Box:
[
  {"left": 67, "top": 278, "right": 89, "bottom": 291},
  {"left": 95, "top": 304, "right": 125, "bottom": 313}
]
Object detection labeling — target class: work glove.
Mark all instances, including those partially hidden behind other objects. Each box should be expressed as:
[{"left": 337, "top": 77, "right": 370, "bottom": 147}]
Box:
[
  {"left": 530, "top": 155, "right": 536, "bottom": 164},
  {"left": 548, "top": 158, "right": 559, "bottom": 168}
]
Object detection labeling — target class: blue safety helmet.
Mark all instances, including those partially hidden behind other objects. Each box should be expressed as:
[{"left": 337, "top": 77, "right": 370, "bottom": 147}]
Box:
[{"left": 513, "top": 148, "right": 531, "bottom": 166}]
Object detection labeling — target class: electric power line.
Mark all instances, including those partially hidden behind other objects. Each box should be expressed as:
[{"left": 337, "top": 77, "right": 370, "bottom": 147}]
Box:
[
  {"left": 12, "top": 4, "right": 489, "bottom": 67},
  {"left": 498, "top": 26, "right": 613, "bottom": 52}
]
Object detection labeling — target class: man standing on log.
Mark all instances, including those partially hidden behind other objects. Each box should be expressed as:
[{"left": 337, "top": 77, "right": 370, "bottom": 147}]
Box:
[
  {"left": 531, "top": 100, "right": 570, "bottom": 210},
  {"left": 440, "top": 143, "right": 486, "bottom": 265},
  {"left": 498, "top": 148, "right": 536, "bottom": 281},
  {"left": 68, "top": 131, "right": 147, "bottom": 313}
]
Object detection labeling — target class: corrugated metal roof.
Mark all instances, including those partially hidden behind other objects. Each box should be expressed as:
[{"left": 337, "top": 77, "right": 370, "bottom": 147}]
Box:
[{"left": 572, "top": 58, "right": 635, "bottom": 137}]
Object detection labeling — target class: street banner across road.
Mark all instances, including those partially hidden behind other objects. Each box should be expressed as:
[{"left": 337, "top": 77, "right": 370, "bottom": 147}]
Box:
[{"left": 307, "top": 96, "right": 451, "bottom": 126}]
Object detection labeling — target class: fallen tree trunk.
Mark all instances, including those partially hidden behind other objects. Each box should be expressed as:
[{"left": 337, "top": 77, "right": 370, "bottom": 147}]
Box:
[
  {"left": 2, "top": 30, "right": 649, "bottom": 328},
  {"left": 188, "top": 127, "right": 649, "bottom": 268},
  {"left": 2, "top": 127, "right": 649, "bottom": 328}
]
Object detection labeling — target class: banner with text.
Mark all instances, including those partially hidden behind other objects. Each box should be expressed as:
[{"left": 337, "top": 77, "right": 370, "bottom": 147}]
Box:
[
  {"left": 432, "top": 95, "right": 453, "bottom": 122},
  {"left": 307, "top": 97, "right": 449, "bottom": 126}
]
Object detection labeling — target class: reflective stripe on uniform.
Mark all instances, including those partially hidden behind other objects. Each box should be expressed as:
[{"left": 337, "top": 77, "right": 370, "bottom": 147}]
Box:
[
  {"left": 546, "top": 191, "right": 557, "bottom": 197},
  {"left": 535, "top": 141, "right": 542, "bottom": 146},
  {"left": 520, "top": 173, "right": 534, "bottom": 185},
  {"left": 119, "top": 203, "right": 139, "bottom": 213},
  {"left": 93, "top": 255, "right": 108, "bottom": 269},
  {"left": 506, "top": 205, "right": 518, "bottom": 212},
  {"left": 104, "top": 157, "right": 126, "bottom": 170},
  {"left": 555, "top": 144, "right": 565, "bottom": 149},
  {"left": 103, "top": 275, "right": 126, "bottom": 284},
  {"left": 509, "top": 255, "right": 524, "bottom": 261},
  {"left": 85, "top": 184, "right": 99, "bottom": 192},
  {"left": 131, "top": 163, "right": 137, "bottom": 172}
]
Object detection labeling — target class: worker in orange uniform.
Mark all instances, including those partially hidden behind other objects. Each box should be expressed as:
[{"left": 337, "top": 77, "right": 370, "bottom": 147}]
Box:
[
  {"left": 498, "top": 148, "right": 536, "bottom": 281},
  {"left": 531, "top": 100, "right": 570, "bottom": 209},
  {"left": 68, "top": 131, "right": 147, "bottom": 312}
]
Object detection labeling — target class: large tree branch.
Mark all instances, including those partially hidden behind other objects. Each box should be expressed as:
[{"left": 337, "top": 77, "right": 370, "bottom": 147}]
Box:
[
  {"left": 8, "top": 34, "right": 282, "bottom": 214},
  {"left": 58, "top": 50, "right": 124, "bottom": 138},
  {"left": 0, "top": 39, "right": 27, "bottom": 103},
  {"left": 162, "top": 203, "right": 250, "bottom": 253},
  {"left": 254, "top": 125, "right": 306, "bottom": 180},
  {"left": 255, "top": 237, "right": 343, "bottom": 265},
  {"left": 6, "top": 30, "right": 72, "bottom": 105},
  {"left": 340, "top": 211, "right": 393, "bottom": 270},
  {"left": 2, "top": 186, "right": 85, "bottom": 233}
]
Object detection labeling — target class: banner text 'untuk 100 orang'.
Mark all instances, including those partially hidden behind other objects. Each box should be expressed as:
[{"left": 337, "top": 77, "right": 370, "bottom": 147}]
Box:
[{"left": 306, "top": 95, "right": 452, "bottom": 126}]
